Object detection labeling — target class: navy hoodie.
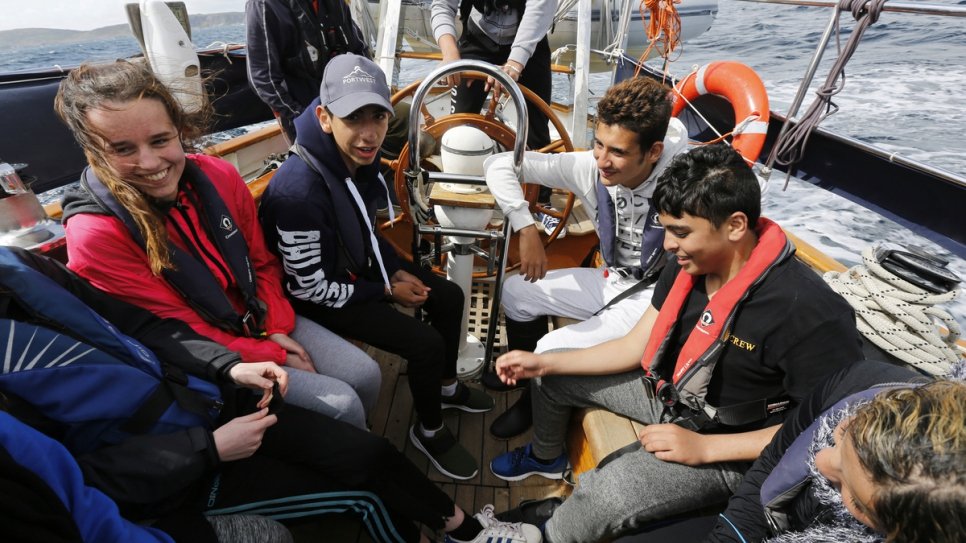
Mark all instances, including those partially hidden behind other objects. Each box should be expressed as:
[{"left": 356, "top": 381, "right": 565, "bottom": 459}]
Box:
[{"left": 259, "top": 98, "right": 401, "bottom": 308}]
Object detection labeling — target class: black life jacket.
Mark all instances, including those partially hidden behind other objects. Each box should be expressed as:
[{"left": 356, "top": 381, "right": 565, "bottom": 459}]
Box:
[
  {"left": 284, "top": 0, "right": 359, "bottom": 82},
  {"left": 460, "top": 0, "right": 528, "bottom": 25},
  {"left": 81, "top": 163, "right": 267, "bottom": 337},
  {"left": 291, "top": 129, "right": 393, "bottom": 290},
  {"left": 595, "top": 179, "right": 667, "bottom": 281},
  {"left": 760, "top": 384, "right": 911, "bottom": 535}
]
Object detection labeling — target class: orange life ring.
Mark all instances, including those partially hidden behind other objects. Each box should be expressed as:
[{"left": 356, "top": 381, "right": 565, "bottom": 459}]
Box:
[{"left": 671, "top": 61, "right": 770, "bottom": 164}]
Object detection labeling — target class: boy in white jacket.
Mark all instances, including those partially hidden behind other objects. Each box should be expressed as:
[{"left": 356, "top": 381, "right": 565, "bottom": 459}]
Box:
[{"left": 482, "top": 77, "right": 687, "bottom": 437}]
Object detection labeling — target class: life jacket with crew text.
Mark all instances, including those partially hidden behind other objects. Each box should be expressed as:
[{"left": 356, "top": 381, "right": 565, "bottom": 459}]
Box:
[
  {"left": 642, "top": 218, "right": 796, "bottom": 429},
  {"left": 0, "top": 247, "right": 222, "bottom": 456},
  {"left": 81, "top": 162, "right": 267, "bottom": 337}
]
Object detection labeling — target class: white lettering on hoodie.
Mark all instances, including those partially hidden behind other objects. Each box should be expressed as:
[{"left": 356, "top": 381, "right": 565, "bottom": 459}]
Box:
[{"left": 275, "top": 227, "right": 354, "bottom": 308}]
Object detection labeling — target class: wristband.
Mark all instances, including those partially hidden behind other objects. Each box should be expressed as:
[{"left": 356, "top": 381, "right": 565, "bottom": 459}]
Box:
[{"left": 504, "top": 63, "right": 522, "bottom": 75}]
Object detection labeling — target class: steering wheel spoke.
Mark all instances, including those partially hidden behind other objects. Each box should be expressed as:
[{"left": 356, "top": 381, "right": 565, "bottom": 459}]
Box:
[{"left": 383, "top": 73, "right": 577, "bottom": 275}]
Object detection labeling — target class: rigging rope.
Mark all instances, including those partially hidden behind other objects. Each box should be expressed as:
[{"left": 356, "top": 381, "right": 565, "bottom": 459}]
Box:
[
  {"left": 633, "top": 0, "right": 683, "bottom": 78},
  {"left": 824, "top": 247, "right": 963, "bottom": 376},
  {"left": 766, "top": 0, "right": 887, "bottom": 185}
]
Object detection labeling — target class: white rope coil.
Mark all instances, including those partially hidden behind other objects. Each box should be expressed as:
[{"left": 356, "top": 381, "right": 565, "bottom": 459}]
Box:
[{"left": 824, "top": 247, "right": 963, "bottom": 376}]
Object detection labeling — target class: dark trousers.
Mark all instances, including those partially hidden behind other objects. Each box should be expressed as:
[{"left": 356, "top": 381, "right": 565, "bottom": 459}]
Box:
[
  {"left": 197, "top": 401, "right": 455, "bottom": 542},
  {"left": 294, "top": 261, "right": 464, "bottom": 429},
  {"left": 612, "top": 515, "right": 718, "bottom": 542},
  {"left": 453, "top": 22, "right": 553, "bottom": 151}
]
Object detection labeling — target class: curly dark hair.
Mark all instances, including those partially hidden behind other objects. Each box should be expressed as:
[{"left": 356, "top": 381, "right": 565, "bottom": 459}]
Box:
[
  {"left": 596, "top": 77, "right": 673, "bottom": 154},
  {"left": 652, "top": 143, "right": 760, "bottom": 227}
]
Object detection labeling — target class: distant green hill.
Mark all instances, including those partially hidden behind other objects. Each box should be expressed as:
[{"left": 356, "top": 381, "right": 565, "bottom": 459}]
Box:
[{"left": 0, "top": 12, "right": 244, "bottom": 51}]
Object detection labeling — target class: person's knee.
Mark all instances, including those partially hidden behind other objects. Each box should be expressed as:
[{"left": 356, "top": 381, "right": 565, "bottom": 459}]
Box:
[
  {"left": 502, "top": 275, "right": 539, "bottom": 321},
  {"left": 324, "top": 386, "right": 369, "bottom": 430},
  {"left": 358, "top": 358, "right": 383, "bottom": 391},
  {"left": 354, "top": 359, "right": 383, "bottom": 412},
  {"left": 345, "top": 350, "right": 382, "bottom": 390},
  {"left": 532, "top": 373, "right": 566, "bottom": 400},
  {"left": 534, "top": 328, "right": 569, "bottom": 354},
  {"left": 403, "top": 326, "right": 446, "bottom": 370}
]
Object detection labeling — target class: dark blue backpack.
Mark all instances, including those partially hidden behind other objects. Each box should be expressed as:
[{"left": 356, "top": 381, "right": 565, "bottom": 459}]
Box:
[{"left": 0, "top": 247, "right": 223, "bottom": 455}]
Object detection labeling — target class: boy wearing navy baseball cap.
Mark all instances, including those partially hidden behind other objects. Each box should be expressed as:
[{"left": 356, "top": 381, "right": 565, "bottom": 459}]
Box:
[{"left": 261, "top": 54, "right": 499, "bottom": 489}]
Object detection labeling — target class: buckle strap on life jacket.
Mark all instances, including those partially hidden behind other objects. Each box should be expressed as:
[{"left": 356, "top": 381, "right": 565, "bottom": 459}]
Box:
[
  {"left": 644, "top": 372, "right": 791, "bottom": 429},
  {"left": 460, "top": 0, "right": 527, "bottom": 25}
]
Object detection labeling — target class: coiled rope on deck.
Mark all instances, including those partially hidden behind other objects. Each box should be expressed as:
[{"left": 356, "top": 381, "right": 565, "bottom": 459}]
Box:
[{"left": 824, "top": 247, "right": 962, "bottom": 376}]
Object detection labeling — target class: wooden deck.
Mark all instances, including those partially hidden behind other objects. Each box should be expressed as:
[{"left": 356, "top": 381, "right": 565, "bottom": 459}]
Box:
[{"left": 306, "top": 280, "right": 572, "bottom": 542}]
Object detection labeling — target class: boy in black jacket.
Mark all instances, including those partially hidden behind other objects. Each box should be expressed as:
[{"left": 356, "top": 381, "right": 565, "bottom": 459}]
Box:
[{"left": 260, "top": 53, "right": 495, "bottom": 481}]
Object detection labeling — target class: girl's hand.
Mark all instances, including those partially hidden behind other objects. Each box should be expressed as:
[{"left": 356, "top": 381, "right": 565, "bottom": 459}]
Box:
[{"left": 213, "top": 409, "right": 278, "bottom": 461}]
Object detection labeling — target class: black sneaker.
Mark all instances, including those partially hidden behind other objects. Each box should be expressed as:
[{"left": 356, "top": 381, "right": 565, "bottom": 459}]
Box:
[
  {"left": 481, "top": 367, "right": 528, "bottom": 392},
  {"left": 409, "top": 424, "right": 479, "bottom": 480},
  {"left": 495, "top": 497, "right": 564, "bottom": 525},
  {"left": 442, "top": 383, "right": 495, "bottom": 413},
  {"left": 489, "top": 389, "right": 533, "bottom": 439}
]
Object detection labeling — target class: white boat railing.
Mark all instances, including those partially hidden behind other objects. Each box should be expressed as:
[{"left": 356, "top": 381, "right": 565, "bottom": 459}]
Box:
[
  {"left": 570, "top": 0, "right": 593, "bottom": 149},
  {"left": 404, "top": 59, "right": 531, "bottom": 367},
  {"left": 373, "top": 0, "right": 402, "bottom": 84}
]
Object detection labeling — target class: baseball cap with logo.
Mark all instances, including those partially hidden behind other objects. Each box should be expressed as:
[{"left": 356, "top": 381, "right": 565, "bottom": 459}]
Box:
[{"left": 319, "top": 54, "right": 394, "bottom": 118}]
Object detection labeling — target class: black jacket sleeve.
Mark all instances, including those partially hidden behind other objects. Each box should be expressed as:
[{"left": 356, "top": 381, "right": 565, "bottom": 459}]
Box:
[
  {"left": 10, "top": 248, "right": 241, "bottom": 383},
  {"left": 245, "top": 0, "right": 304, "bottom": 119},
  {"left": 704, "top": 360, "right": 923, "bottom": 542},
  {"left": 265, "top": 192, "right": 390, "bottom": 307}
]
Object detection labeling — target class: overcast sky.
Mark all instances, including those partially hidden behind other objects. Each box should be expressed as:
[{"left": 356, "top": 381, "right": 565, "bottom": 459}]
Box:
[{"left": 0, "top": 0, "right": 245, "bottom": 32}]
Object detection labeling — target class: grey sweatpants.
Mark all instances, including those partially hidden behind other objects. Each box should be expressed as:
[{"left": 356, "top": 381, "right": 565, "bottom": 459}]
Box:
[
  {"left": 283, "top": 315, "right": 382, "bottom": 429},
  {"left": 531, "top": 369, "right": 748, "bottom": 543}
]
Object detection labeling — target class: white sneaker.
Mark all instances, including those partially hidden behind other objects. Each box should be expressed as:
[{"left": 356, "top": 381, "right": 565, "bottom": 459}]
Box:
[
  {"left": 534, "top": 208, "right": 566, "bottom": 238},
  {"left": 445, "top": 504, "right": 543, "bottom": 543}
]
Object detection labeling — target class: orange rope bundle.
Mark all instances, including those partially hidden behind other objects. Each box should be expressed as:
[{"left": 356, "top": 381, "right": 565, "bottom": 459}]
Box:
[{"left": 634, "top": 0, "right": 683, "bottom": 77}]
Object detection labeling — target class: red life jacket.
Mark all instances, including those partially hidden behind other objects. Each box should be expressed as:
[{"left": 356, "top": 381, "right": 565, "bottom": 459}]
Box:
[{"left": 641, "top": 217, "right": 795, "bottom": 428}]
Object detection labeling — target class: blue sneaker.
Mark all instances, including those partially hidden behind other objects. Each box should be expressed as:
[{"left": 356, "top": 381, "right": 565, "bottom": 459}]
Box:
[{"left": 490, "top": 443, "right": 568, "bottom": 482}]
